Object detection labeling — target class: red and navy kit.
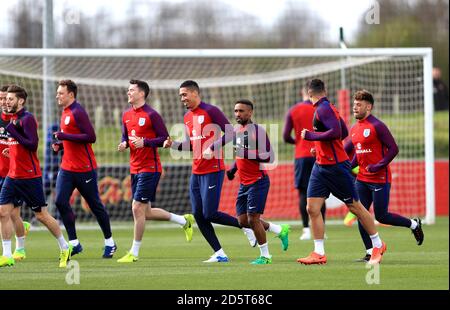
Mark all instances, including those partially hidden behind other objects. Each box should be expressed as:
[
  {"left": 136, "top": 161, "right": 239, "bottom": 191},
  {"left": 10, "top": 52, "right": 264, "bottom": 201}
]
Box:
[
  {"left": 54, "top": 101, "right": 113, "bottom": 242},
  {"left": 175, "top": 102, "right": 241, "bottom": 253},
  {"left": 55, "top": 101, "right": 97, "bottom": 172},
  {"left": 5, "top": 108, "right": 41, "bottom": 179},
  {"left": 350, "top": 114, "right": 398, "bottom": 184},
  {"left": 176, "top": 102, "right": 229, "bottom": 175},
  {"left": 283, "top": 100, "right": 315, "bottom": 159},
  {"left": 233, "top": 123, "right": 273, "bottom": 186},
  {"left": 0, "top": 108, "right": 46, "bottom": 210},
  {"left": 304, "top": 98, "right": 357, "bottom": 203},
  {"left": 121, "top": 103, "right": 168, "bottom": 174},
  {"left": 231, "top": 123, "right": 273, "bottom": 216},
  {"left": 304, "top": 97, "right": 349, "bottom": 165}
]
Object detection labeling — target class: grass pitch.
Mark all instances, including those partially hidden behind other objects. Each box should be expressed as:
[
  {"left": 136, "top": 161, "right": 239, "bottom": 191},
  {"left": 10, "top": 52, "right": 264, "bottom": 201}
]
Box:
[{"left": 0, "top": 217, "right": 448, "bottom": 290}]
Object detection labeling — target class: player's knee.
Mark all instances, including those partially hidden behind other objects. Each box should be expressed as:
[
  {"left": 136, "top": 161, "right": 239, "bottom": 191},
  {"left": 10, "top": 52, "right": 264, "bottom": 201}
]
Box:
[
  {"left": 0, "top": 206, "right": 10, "bottom": 218},
  {"left": 247, "top": 216, "right": 259, "bottom": 228},
  {"left": 237, "top": 217, "right": 248, "bottom": 228},
  {"left": 203, "top": 211, "right": 218, "bottom": 222},
  {"left": 306, "top": 205, "right": 320, "bottom": 217},
  {"left": 374, "top": 212, "right": 387, "bottom": 223}
]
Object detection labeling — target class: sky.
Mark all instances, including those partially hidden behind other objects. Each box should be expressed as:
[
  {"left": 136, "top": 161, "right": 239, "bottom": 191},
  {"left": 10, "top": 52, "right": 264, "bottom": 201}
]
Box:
[{"left": 1, "top": 0, "right": 375, "bottom": 44}]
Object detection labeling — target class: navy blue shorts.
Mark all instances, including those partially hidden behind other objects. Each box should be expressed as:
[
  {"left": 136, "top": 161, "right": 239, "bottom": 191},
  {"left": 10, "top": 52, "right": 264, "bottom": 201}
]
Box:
[
  {"left": 236, "top": 175, "right": 270, "bottom": 216},
  {"left": 131, "top": 172, "right": 161, "bottom": 203},
  {"left": 307, "top": 161, "right": 359, "bottom": 204},
  {"left": 0, "top": 177, "right": 46, "bottom": 212},
  {"left": 294, "top": 157, "right": 315, "bottom": 190},
  {"left": 189, "top": 171, "right": 224, "bottom": 216},
  {"left": 0, "top": 177, "right": 24, "bottom": 207}
]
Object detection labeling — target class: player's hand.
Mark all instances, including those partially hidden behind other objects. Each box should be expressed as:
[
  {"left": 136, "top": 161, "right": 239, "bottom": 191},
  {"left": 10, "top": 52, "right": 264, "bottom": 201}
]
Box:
[
  {"left": 310, "top": 147, "right": 316, "bottom": 156},
  {"left": 2, "top": 148, "right": 9, "bottom": 158},
  {"left": 226, "top": 169, "right": 235, "bottom": 180},
  {"left": 365, "top": 164, "right": 377, "bottom": 173},
  {"left": 52, "top": 143, "right": 61, "bottom": 153},
  {"left": 53, "top": 132, "right": 60, "bottom": 140},
  {"left": 163, "top": 136, "right": 172, "bottom": 148},
  {"left": 130, "top": 136, "right": 144, "bottom": 149},
  {"left": 301, "top": 128, "right": 308, "bottom": 139},
  {"left": 10, "top": 119, "right": 22, "bottom": 128},
  {"left": 117, "top": 141, "right": 127, "bottom": 152},
  {"left": 203, "top": 147, "right": 213, "bottom": 159}
]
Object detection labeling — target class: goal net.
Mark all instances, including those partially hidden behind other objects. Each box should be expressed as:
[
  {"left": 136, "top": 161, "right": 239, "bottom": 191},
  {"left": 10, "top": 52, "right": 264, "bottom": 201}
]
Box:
[{"left": 0, "top": 48, "right": 435, "bottom": 224}]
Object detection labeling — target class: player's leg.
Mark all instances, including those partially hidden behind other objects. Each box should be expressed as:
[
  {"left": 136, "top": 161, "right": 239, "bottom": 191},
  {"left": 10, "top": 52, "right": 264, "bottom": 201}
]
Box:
[
  {"left": 55, "top": 169, "right": 79, "bottom": 250},
  {"left": 190, "top": 173, "right": 227, "bottom": 262},
  {"left": 10, "top": 206, "right": 27, "bottom": 260},
  {"left": 0, "top": 202, "right": 15, "bottom": 266},
  {"left": 371, "top": 182, "right": 424, "bottom": 245},
  {"left": 141, "top": 171, "right": 194, "bottom": 242},
  {"left": 201, "top": 171, "right": 240, "bottom": 228},
  {"left": 76, "top": 169, "right": 116, "bottom": 257},
  {"left": 355, "top": 180, "right": 374, "bottom": 261}
]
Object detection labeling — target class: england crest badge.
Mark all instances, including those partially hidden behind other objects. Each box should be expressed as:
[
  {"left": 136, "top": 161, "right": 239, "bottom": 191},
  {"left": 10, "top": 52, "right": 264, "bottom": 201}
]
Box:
[
  {"left": 139, "top": 117, "right": 146, "bottom": 126},
  {"left": 363, "top": 128, "right": 370, "bottom": 138},
  {"left": 198, "top": 115, "right": 204, "bottom": 124},
  {"left": 64, "top": 116, "right": 70, "bottom": 125}
]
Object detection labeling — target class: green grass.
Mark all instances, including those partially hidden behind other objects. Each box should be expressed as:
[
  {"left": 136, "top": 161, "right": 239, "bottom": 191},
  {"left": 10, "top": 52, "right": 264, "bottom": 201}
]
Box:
[{"left": 1, "top": 217, "right": 448, "bottom": 290}]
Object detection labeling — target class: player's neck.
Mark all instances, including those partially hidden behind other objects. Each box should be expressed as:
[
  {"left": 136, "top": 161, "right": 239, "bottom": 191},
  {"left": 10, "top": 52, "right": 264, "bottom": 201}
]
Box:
[
  {"left": 132, "top": 101, "right": 146, "bottom": 109},
  {"left": 190, "top": 100, "right": 201, "bottom": 111},
  {"left": 63, "top": 99, "right": 76, "bottom": 109},
  {"left": 360, "top": 113, "right": 372, "bottom": 121}
]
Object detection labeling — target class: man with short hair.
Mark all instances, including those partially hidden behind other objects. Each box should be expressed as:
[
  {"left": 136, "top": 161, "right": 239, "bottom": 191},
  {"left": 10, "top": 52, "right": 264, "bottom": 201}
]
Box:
[
  {"left": 348, "top": 90, "right": 424, "bottom": 262},
  {"left": 297, "top": 79, "right": 386, "bottom": 265},
  {"left": 221, "top": 99, "right": 289, "bottom": 264},
  {"left": 283, "top": 87, "right": 326, "bottom": 240},
  {"left": 117, "top": 80, "right": 194, "bottom": 263},
  {"left": 52, "top": 79, "right": 116, "bottom": 258},
  {"left": 0, "top": 85, "right": 71, "bottom": 268},
  {"left": 0, "top": 85, "right": 30, "bottom": 261},
  {"left": 164, "top": 80, "right": 257, "bottom": 263}
]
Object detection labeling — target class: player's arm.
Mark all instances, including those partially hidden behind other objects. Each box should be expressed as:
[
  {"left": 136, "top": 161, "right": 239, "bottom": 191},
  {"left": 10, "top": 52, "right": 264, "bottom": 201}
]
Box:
[
  {"left": 55, "top": 108, "right": 96, "bottom": 143},
  {"left": 303, "top": 104, "right": 341, "bottom": 141},
  {"left": 6, "top": 115, "right": 38, "bottom": 152},
  {"left": 143, "top": 112, "right": 169, "bottom": 148},
  {"left": 282, "top": 109, "right": 296, "bottom": 144},
  {"left": 208, "top": 105, "right": 233, "bottom": 150},
  {"left": 168, "top": 125, "right": 193, "bottom": 152},
  {"left": 226, "top": 161, "right": 238, "bottom": 180},
  {"left": 340, "top": 117, "right": 349, "bottom": 139},
  {"left": 118, "top": 113, "right": 129, "bottom": 151},
  {"left": 366, "top": 121, "right": 399, "bottom": 173}
]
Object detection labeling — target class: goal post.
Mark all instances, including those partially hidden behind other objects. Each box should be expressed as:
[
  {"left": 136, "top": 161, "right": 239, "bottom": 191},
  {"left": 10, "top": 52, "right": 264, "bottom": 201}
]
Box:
[{"left": 0, "top": 48, "right": 435, "bottom": 224}]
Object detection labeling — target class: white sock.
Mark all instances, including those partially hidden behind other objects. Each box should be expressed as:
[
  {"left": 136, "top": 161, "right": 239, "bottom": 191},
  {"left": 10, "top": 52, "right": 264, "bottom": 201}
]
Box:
[
  {"left": 258, "top": 242, "right": 271, "bottom": 258},
  {"left": 268, "top": 222, "right": 282, "bottom": 235},
  {"left": 2, "top": 240, "right": 12, "bottom": 258},
  {"left": 15, "top": 236, "right": 25, "bottom": 250},
  {"left": 104, "top": 237, "right": 115, "bottom": 247},
  {"left": 366, "top": 248, "right": 373, "bottom": 255},
  {"left": 215, "top": 248, "right": 226, "bottom": 257},
  {"left": 303, "top": 227, "right": 310, "bottom": 233},
  {"left": 131, "top": 240, "right": 141, "bottom": 257},
  {"left": 169, "top": 213, "right": 186, "bottom": 226},
  {"left": 69, "top": 239, "right": 80, "bottom": 247},
  {"left": 314, "top": 239, "right": 325, "bottom": 255},
  {"left": 370, "top": 233, "right": 382, "bottom": 248},
  {"left": 57, "top": 235, "right": 69, "bottom": 250},
  {"left": 410, "top": 219, "right": 418, "bottom": 230}
]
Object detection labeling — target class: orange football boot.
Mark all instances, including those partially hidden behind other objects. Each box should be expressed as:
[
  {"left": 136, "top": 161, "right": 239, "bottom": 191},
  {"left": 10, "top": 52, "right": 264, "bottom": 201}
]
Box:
[
  {"left": 367, "top": 242, "right": 387, "bottom": 265},
  {"left": 297, "top": 252, "right": 327, "bottom": 265}
]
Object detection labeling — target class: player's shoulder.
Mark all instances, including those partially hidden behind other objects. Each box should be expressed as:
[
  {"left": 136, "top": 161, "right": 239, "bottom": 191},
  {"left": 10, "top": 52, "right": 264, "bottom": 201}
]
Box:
[{"left": 366, "top": 114, "right": 388, "bottom": 130}]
